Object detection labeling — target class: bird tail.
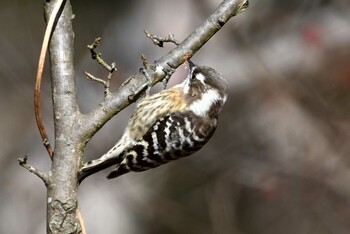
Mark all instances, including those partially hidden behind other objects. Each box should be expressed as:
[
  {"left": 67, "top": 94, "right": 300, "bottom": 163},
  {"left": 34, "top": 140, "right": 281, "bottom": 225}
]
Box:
[
  {"left": 78, "top": 136, "right": 129, "bottom": 183},
  {"left": 78, "top": 156, "right": 120, "bottom": 183}
]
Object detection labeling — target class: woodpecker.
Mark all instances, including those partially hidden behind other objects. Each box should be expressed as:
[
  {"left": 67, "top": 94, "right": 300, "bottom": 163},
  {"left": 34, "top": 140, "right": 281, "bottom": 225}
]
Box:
[{"left": 79, "top": 61, "right": 228, "bottom": 182}]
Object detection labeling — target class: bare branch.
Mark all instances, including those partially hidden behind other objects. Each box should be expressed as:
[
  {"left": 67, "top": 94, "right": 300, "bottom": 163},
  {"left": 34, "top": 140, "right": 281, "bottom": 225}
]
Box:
[
  {"left": 43, "top": 1, "right": 83, "bottom": 232},
  {"left": 18, "top": 156, "right": 49, "bottom": 185},
  {"left": 144, "top": 29, "right": 179, "bottom": 47},
  {"left": 87, "top": 37, "right": 115, "bottom": 72},
  {"left": 86, "top": 37, "right": 117, "bottom": 97},
  {"left": 84, "top": 71, "right": 107, "bottom": 85}
]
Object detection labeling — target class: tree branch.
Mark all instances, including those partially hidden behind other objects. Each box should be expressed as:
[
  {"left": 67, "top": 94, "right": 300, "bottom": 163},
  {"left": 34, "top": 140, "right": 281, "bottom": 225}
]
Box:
[
  {"left": 44, "top": 0, "right": 82, "bottom": 233},
  {"left": 85, "top": 37, "right": 117, "bottom": 98},
  {"left": 144, "top": 29, "right": 179, "bottom": 47},
  {"left": 79, "top": 0, "right": 249, "bottom": 143},
  {"left": 18, "top": 156, "right": 49, "bottom": 185}
]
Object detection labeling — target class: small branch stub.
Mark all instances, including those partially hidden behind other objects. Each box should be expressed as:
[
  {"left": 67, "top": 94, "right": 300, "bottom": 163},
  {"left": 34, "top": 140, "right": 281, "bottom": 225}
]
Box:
[
  {"left": 144, "top": 29, "right": 179, "bottom": 47},
  {"left": 18, "top": 156, "right": 49, "bottom": 185}
]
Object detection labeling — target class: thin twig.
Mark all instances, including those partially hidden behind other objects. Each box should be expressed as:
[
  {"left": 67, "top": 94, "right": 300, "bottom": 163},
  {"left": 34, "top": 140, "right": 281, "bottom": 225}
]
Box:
[
  {"left": 143, "top": 30, "right": 182, "bottom": 88},
  {"left": 86, "top": 37, "right": 117, "bottom": 97},
  {"left": 84, "top": 71, "right": 107, "bottom": 85},
  {"left": 18, "top": 156, "right": 49, "bottom": 185},
  {"left": 87, "top": 37, "right": 113, "bottom": 72},
  {"left": 144, "top": 29, "right": 180, "bottom": 47}
]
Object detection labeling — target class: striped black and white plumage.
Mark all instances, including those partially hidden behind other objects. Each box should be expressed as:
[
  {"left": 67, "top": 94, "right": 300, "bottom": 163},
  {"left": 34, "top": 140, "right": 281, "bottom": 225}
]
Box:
[{"left": 78, "top": 61, "right": 228, "bottom": 182}]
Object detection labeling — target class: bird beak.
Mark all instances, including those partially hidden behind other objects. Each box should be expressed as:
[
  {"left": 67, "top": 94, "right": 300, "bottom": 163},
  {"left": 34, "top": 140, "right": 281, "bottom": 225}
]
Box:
[{"left": 188, "top": 60, "right": 196, "bottom": 70}]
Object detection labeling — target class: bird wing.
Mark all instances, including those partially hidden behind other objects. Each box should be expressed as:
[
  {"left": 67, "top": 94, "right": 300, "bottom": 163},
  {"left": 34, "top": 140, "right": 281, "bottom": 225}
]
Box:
[
  {"left": 107, "top": 111, "right": 217, "bottom": 179},
  {"left": 126, "top": 86, "right": 188, "bottom": 141}
]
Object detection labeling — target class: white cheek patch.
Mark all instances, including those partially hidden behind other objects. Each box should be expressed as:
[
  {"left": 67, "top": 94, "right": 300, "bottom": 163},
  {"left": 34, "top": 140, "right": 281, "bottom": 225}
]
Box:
[
  {"left": 189, "top": 89, "right": 221, "bottom": 117},
  {"left": 195, "top": 73, "right": 206, "bottom": 85}
]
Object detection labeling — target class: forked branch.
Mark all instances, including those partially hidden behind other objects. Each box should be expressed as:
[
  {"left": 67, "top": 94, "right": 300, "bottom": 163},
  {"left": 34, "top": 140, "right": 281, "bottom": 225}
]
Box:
[{"left": 85, "top": 38, "right": 117, "bottom": 98}]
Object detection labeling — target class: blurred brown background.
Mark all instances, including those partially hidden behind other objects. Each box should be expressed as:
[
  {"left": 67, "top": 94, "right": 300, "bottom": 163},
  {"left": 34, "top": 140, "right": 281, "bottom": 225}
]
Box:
[{"left": 2, "top": 0, "right": 350, "bottom": 233}]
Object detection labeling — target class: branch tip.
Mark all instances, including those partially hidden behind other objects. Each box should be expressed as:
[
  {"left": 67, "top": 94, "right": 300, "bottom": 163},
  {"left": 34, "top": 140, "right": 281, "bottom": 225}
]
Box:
[
  {"left": 141, "top": 53, "right": 148, "bottom": 67},
  {"left": 87, "top": 37, "right": 101, "bottom": 50},
  {"left": 18, "top": 155, "right": 28, "bottom": 165}
]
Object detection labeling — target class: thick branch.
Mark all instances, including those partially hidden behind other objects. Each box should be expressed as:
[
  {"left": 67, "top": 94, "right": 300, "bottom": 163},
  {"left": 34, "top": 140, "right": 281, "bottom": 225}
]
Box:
[
  {"left": 44, "top": 0, "right": 82, "bottom": 233},
  {"left": 79, "top": 0, "right": 249, "bottom": 142}
]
